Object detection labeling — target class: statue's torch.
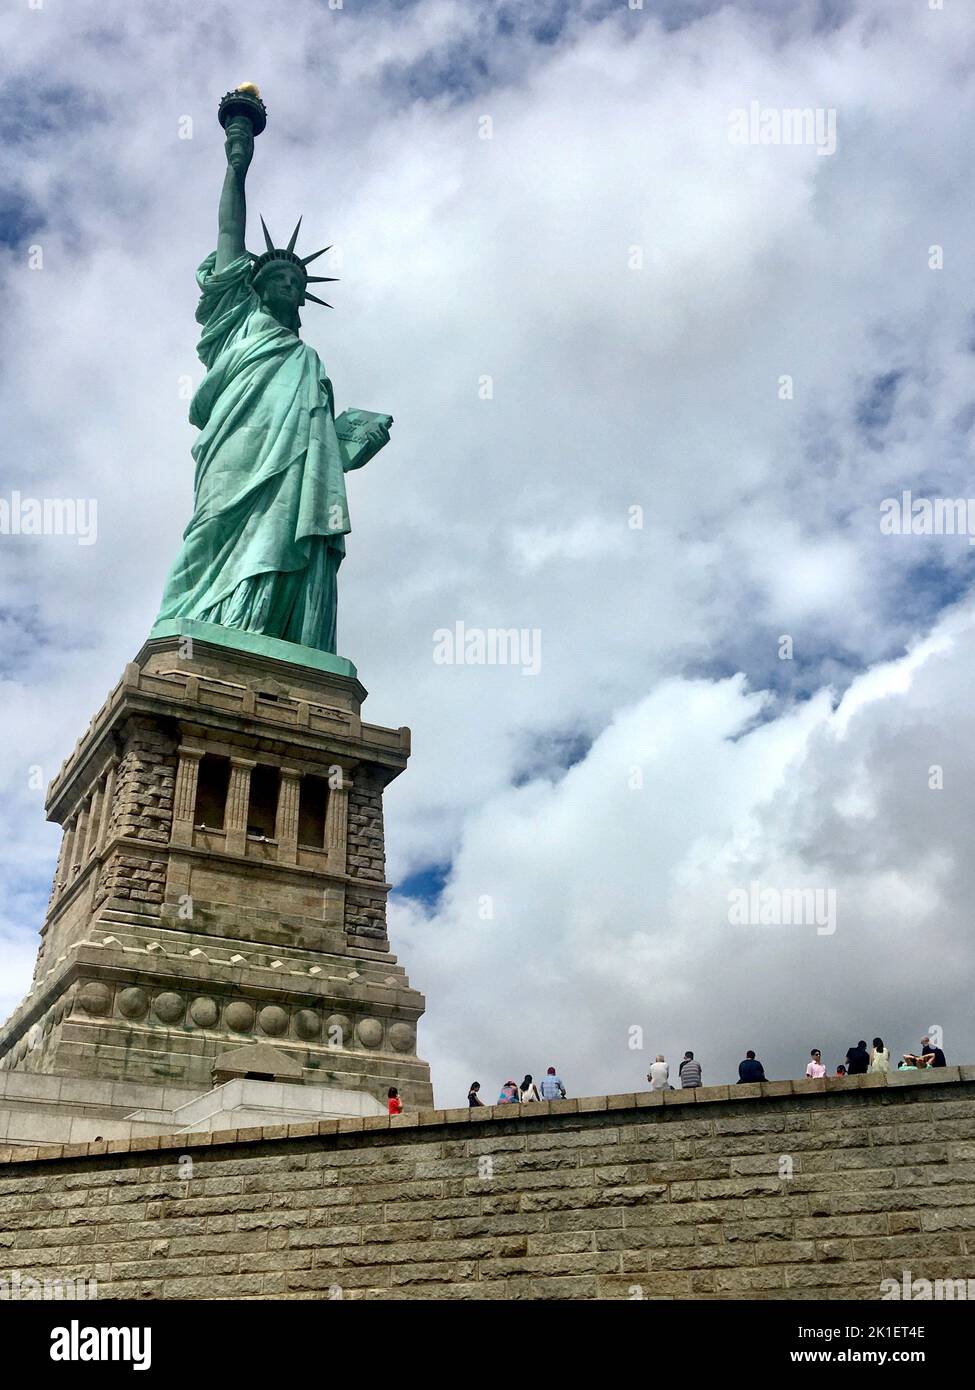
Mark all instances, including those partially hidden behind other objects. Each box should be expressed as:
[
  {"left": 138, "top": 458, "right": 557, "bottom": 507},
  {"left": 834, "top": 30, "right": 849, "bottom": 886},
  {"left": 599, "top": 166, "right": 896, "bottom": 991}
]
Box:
[{"left": 218, "top": 83, "right": 267, "bottom": 137}]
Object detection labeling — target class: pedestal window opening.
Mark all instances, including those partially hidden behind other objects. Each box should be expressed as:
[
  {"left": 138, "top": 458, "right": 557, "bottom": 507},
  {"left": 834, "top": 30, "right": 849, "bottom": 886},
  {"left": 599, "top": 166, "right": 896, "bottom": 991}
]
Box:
[
  {"left": 298, "top": 773, "right": 329, "bottom": 849},
  {"left": 247, "top": 764, "right": 280, "bottom": 839},
  {"left": 194, "top": 755, "right": 230, "bottom": 830}
]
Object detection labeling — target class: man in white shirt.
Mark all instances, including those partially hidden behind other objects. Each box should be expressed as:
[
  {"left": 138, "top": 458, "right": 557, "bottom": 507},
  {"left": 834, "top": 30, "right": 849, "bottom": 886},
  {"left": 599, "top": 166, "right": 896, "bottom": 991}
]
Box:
[
  {"left": 648, "top": 1055, "right": 670, "bottom": 1090},
  {"left": 805, "top": 1048, "right": 827, "bottom": 1078}
]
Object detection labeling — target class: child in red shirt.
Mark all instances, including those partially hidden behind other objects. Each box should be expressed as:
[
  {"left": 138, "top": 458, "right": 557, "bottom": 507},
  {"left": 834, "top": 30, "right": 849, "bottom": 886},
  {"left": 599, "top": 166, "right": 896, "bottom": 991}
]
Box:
[{"left": 387, "top": 1087, "right": 402, "bottom": 1116}]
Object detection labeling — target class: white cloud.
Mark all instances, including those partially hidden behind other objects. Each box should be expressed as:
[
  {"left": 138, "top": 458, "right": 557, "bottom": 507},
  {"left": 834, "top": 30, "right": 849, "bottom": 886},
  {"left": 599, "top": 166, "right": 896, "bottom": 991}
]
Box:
[{"left": 400, "top": 597, "right": 975, "bottom": 1101}]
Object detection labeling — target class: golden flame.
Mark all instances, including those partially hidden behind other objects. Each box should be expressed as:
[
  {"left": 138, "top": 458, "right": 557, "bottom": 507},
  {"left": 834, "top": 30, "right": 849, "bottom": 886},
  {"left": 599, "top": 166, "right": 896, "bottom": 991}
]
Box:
[{"left": 236, "top": 82, "right": 261, "bottom": 98}]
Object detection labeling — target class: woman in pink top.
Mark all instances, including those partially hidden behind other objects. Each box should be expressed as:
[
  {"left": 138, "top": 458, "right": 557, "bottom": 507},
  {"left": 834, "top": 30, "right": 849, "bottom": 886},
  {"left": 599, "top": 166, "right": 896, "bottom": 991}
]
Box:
[{"left": 805, "top": 1049, "right": 827, "bottom": 1078}]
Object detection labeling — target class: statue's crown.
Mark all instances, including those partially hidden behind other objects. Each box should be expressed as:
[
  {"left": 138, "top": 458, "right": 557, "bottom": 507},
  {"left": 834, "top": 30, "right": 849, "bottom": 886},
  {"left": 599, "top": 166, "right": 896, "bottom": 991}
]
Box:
[{"left": 251, "top": 217, "right": 337, "bottom": 307}]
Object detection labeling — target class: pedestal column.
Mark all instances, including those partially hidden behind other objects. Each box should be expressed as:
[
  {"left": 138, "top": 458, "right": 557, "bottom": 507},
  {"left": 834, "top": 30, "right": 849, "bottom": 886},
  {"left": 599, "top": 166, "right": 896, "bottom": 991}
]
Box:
[
  {"left": 171, "top": 746, "right": 204, "bottom": 848},
  {"left": 83, "top": 781, "right": 103, "bottom": 862},
  {"left": 275, "top": 767, "right": 301, "bottom": 864},
  {"left": 58, "top": 816, "right": 78, "bottom": 894},
  {"left": 70, "top": 800, "right": 89, "bottom": 877},
  {"left": 325, "top": 775, "right": 351, "bottom": 875},
  {"left": 225, "top": 756, "right": 256, "bottom": 856},
  {"left": 51, "top": 827, "right": 69, "bottom": 903},
  {"left": 96, "top": 758, "right": 118, "bottom": 850}
]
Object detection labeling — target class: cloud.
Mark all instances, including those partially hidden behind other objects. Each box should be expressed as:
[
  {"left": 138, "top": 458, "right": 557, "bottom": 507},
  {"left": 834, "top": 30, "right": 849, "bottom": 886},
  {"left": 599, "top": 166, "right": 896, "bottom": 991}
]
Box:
[
  {"left": 398, "top": 599, "right": 975, "bottom": 1100},
  {"left": 1, "top": 0, "right": 973, "bottom": 1102}
]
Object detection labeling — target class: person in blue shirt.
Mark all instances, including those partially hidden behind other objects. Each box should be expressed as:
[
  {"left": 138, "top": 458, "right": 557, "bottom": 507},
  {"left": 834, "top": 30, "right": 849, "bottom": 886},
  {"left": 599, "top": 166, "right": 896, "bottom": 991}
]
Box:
[
  {"left": 737, "top": 1051, "right": 767, "bottom": 1083},
  {"left": 538, "top": 1067, "right": 567, "bottom": 1100}
]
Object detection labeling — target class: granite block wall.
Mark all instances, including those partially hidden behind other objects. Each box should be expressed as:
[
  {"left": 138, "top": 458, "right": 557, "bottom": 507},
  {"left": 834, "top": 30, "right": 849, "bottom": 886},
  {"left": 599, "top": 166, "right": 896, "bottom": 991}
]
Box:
[{"left": 1, "top": 1071, "right": 973, "bottom": 1301}]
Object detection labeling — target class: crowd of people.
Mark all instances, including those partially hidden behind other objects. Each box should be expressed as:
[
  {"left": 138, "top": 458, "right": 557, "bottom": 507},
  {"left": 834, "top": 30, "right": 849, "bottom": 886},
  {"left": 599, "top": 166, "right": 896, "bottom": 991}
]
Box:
[
  {"left": 467, "top": 1067, "right": 568, "bottom": 1107},
  {"left": 437, "top": 1035, "right": 949, "bottom": 1111},
  {"left": 645, "top": 1035, "right": 948, "bottom": 1090},
  {"left": 382, "top": 1036, "right": 952, "bottom": 1114}
]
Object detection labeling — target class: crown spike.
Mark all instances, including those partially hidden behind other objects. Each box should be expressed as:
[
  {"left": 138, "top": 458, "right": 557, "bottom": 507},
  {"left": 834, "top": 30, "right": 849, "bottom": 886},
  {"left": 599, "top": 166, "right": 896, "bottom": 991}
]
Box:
[
  {"left": 287, "top": 217, "right": 303, "bottom": 253},
  {"left": 305, "top": 276, "right": 338, "bottom": 284},
  {"left": 303, "top": 292, "right": 333, "bottom": 308},
  {"left": 260, "top": 216, "right": 275, "bottom": 252},
  {"left": 300, "top": 245, "right": 331, "bottom": 267}
]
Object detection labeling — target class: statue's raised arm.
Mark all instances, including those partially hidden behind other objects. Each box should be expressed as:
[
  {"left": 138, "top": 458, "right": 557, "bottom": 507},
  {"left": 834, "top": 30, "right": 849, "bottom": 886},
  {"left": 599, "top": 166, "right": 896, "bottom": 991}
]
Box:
[
  {"left": 216, "top": 115, "right": 253, "bottom": 272},
  {"left": 214, "top": 84, "right": 265, "bottom": 271}
]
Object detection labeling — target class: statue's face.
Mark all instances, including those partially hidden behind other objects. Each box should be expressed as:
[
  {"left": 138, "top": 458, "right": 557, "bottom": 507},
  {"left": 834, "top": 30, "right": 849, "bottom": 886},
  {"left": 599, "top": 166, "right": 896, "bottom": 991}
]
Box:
[{"left": 256, "top": 263, "right": 305, "bottom": 318}]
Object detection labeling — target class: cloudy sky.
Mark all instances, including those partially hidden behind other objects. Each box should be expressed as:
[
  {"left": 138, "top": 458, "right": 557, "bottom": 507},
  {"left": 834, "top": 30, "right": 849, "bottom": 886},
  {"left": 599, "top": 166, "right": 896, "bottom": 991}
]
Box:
[{"left": 1, "top": 0, "right": 974, "bottom": 1104}]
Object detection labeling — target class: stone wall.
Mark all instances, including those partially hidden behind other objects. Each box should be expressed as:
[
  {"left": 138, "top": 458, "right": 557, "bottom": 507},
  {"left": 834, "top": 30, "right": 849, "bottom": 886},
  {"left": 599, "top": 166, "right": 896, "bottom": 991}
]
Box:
[
  {"left": 345, "top": 770, "right": 389, "bottom": 943},
  {"left": 344, "top": 886, "right": 389, "bottom": 943},
  {"left": 346, "top": 773, "right": 386, "bottom": 886},
  {"left": 1, "top": 1070, "right": 973, "bottom": 1300},
  {"left": 95, "top": 719, "right": 176, "bottom": 908},
  {"left": 112, "top": 719, "right": 177, "bottom": 847}
]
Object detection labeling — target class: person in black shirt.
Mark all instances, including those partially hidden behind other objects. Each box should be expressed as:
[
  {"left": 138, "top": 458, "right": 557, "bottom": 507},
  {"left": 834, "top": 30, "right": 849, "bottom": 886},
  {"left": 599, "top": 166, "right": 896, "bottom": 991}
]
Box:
[
  {"left": 468, "top": 1081, "right": 484, "bottom": 1106},
  {"left": 921, "top": 1037, "right": 947, "bottom": 1067},
  {"left": 846, "top": 1041, "right": 870, "bottom": 1075}
]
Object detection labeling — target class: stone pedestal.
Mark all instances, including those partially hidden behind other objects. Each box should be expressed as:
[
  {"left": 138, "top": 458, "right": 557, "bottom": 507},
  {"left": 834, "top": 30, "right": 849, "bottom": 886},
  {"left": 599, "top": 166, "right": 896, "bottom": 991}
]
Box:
[{"left": 0, "top": 627, "right": 433, "bottom": 1111}]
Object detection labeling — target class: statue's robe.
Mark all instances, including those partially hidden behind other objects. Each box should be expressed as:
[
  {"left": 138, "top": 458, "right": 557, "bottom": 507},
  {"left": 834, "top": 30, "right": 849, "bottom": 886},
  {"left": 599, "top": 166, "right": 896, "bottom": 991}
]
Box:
[{"left": 156, "top": 251, "right": 350, "bottom": 653}]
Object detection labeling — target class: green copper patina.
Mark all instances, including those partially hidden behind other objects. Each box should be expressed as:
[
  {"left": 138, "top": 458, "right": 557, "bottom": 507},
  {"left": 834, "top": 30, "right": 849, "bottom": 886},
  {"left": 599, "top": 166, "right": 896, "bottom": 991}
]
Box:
[{"left": 153, "top": 86, "right": 391, "bottom": 663}]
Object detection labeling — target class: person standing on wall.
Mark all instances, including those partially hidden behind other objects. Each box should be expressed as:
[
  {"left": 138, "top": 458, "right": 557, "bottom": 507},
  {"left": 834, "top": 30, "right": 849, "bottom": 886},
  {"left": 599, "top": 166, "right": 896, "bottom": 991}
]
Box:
[{"left": 805, "top": 1049, "right": 826, "bottom": 1078}]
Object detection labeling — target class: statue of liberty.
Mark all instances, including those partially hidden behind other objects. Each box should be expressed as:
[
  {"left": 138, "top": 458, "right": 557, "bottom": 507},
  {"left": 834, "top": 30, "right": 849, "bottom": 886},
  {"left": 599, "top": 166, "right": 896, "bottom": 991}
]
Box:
[{"left": 155, "top": 85, "right": 391, "bottom": 657}]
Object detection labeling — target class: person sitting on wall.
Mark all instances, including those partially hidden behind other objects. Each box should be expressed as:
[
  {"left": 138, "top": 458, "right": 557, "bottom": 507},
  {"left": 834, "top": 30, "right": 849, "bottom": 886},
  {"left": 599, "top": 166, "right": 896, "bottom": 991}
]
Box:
[
  {"left": 920, "top": 1036, "right": 947, "bottom": 1068},
  {"left": 538, "top": 1067, "right": 567, "bottom": 1101},
  {"left": 387, "top": 1087, "right": 402, "bottom": 1116},
  {"left": 647, "top": 1054, "right": 671, "bottom": 1090},
  {"left": 737, "top": 1051, "right": 767, "bottom": 1083},
  {"left": 519, "top": 1074, "right": 541, "bottom": 1103},
  {"left": 468, "top": 1081, "right": 484, "bottom": 1107},
  {"left": 678, "top": 1051, "right": 702, "bottom": 1088}
]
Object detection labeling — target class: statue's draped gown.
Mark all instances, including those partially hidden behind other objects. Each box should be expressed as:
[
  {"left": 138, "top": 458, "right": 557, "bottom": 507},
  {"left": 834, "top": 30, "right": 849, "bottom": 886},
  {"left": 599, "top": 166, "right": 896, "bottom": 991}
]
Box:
[{"left": 156, "top": 251, "right": 350, "bottom": 653}]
